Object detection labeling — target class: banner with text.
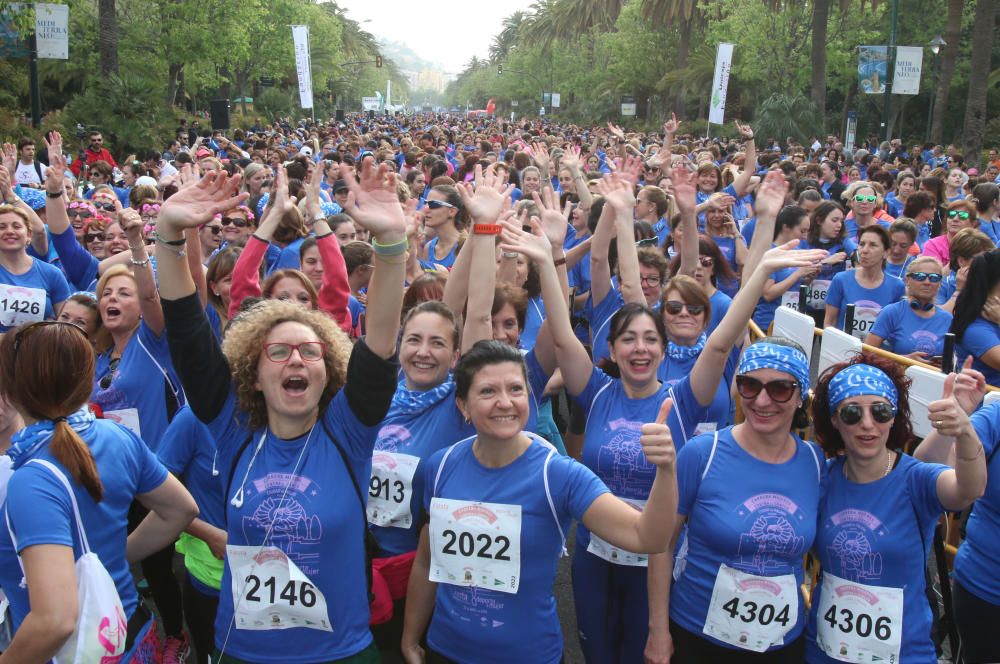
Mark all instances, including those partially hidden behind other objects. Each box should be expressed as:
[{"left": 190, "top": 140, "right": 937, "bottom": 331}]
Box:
[
  {"left": 291, "top": 25, "right": 313, "bottom": 109},
  {"left": 35, "top": 3, "right": 67, "bottom": 59},
  {"left": 892, "top": 46, "right": 923, "bottom": 95},
  {"left": 709, "top": 43, "right": 734, "bottom": 124}
]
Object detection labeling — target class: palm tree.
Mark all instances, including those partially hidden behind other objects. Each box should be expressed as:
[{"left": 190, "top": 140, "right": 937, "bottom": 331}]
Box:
[
  {"left": 641, "top": 0, "right": 707, "bottom": 114},
  {"left": 930, "top": 0, "right": 964, "bottom": 144},
  {"left": 961, "top": 0, "right": 996, "bottom": 163},
  {"left": 98, "top": 0, "right": 119, "bottom": 75},
  {"left": 490, "top": 12, "right": 527, "bottom": 62}
]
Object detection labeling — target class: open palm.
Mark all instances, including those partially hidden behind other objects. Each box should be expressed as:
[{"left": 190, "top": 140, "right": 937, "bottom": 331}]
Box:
[
  {"left": 341, "top": 158, "right": 406, "bottom": 239},
  {"left": 158, "top": 171, "right": 248, "bottom": 231}
]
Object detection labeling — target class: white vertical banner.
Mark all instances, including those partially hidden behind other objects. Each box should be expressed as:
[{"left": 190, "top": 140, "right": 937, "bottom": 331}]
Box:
[
  {"left": 708, "top": 42, "right": 734, "bottom": 125},
  {"left": 892, "top": 46, "right": 923, "bottom": 95},
  {"left": 35, "top": 3, "right": 68, "bottom": 59},
  {"left": 291, "top": 25, "right": 313, "bottom": 109}
]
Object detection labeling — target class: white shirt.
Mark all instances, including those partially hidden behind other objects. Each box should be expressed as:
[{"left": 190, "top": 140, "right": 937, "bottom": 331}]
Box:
[{"left": 14, "top": 161, "right": 45, "bottom": 187}]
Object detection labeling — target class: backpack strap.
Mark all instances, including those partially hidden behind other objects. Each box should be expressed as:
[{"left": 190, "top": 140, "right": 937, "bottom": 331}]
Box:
[{"left": 541, "top": 448, "right": 568, "bottom": 557}]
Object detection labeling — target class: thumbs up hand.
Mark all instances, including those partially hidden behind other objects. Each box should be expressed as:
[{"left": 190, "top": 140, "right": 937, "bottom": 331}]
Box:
[
  {"left": 641, "top": 398, "right": 677, "bottom": 469},
  {"left": 951, "top": 355, "right": 987, "bottom": 415},
  {"left": 928, "top": 369, "right": 974, "bottom": 438}
]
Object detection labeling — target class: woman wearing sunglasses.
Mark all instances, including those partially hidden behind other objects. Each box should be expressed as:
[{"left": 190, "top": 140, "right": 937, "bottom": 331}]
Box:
[
  {"left": 666, "top": 336, "right": 821, "bottom": 662},
  {"left": 865, "top": 256, "right": 952, "bottom": 362},
  {"left": 668, "top": 236, "right": 735, "bottom": 335},
  {"left": 66, "top": 199, "right": 96, "bottom": 242},
  {"left": 420, "top": 185, "right": 466, "bottom": 271},
  {"left": 824, "top": 226, "right": 905, "bottom": 340},
  {"left": 922, "top": 199, "right": 978, "bottom": 267},
  {"left": 842, "top": 182, "right": 891, "bottom": 243},
  {"left": 751, "top": 205, "right": 817, "bottom": 332},
  {"left": 805, "top": 355, "right": 986, "bottom": 663},
  {"left": 154, "top": 161, "right": 406, "bottom": 664},
  {"left": 953, "top": 249, "right": 1000, "bottom": 388}
]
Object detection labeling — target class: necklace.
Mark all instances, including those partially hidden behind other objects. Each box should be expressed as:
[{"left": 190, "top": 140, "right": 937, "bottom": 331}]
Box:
[{"left": 847, "top": 448, "right": 894, "bottom": 483}]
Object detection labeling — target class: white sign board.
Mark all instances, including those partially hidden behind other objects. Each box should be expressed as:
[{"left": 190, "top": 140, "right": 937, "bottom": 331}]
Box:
[
  {"left": 551, "top": 93, "right": 560, "bottom": 108},
  {"left": 35, "top": 3, "right": 67, "bottom": 59},
  {"left": 709, "top": 42, "right": 734, "bottom": 124},
  {"left": 621, "top": 103, "right": 636, "bottom": 116},
  {"left": 361, "top": 96, "right": 380, "bottom": 111},
  {"left": 892, "top": 46, "right": 923, "bottom": 95},
  {"left": 291, "top": 25, "right": 313, "bottom": 109}
]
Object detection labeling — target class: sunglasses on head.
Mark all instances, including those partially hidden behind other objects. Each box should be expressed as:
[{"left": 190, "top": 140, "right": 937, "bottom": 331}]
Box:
[
  {"left": 948, "top": 210, "right": 971, "bottom": 220},
  {"left": 221, "top": 216, "right": 249, "bottom": 228},
  {"left": 735, "top": 375, "right": 799, "bottom": 403},
  {"left": 426, "top": 199, "right": 456, "bottom": 210},
  {"left": 664, "top": 300, "right": 705, "bottom": 316},
  {"left": 854, "top": 194, "right": 877, "bottom": 203},
  {"left": 836, "top": 402, "right": 895, "bottom": 425},
  {"left": 636, "top": 237, "right": 658, "bottom": 248},
  {"left": 93, "top": 201, "right": 116, "bottom": 211},
  {"left": 907, "top": 271, "right": 942, "bottom": 283}
]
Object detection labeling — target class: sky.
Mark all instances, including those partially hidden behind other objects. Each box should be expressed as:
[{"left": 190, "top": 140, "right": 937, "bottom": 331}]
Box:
[{"left": 335, "top": 0, "right": 537, "bottom": 73}]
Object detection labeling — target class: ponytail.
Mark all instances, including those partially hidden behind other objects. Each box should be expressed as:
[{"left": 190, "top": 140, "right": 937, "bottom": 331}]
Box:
[{"left": 50, "top": 420, "right": 103, "bottom": 502}]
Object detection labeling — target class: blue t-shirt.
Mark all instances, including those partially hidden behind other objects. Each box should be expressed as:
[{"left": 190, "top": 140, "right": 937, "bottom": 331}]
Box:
[
  {"left": 979, "top": 219, "right": 1000, "bottom": 246},
  {"left": 272, "top": 236, "right": 307, "bottom": 272},
  {"left": 0, "top": 421, "right": 168, "bottom": 631},
  {"left": 843, "top": 218, "right": 891, "bottom": 243},
  {"left": 957, "top": 318, "right": 1000, "bottom": 387},
  {"left": 657, "top": 344, "right": 741, "bottom": 433},
  {"left": 671, "top": 428, "right": 823, "bottom": 649},
  {"left": 0, "top": 257, "right": 71, "bottom": 332},
  {"left": 883, "top": 255, "right": 915, "bottom": 281},
  {"left": 752, "top": 266, "right": 798, "bottom": 331},
  {"left": 423, "top": 435, "right": 607, "bottom": 664},
  {"left": 709, "top": 235, "right": 740, "bottom": 297},
  {"left": 420, "top": 237, "right": 458, "bottom": 271},
  {"left": 49, "top": 224, "right": 98, "bottom": 291},
  {"left": 370, "top": 382, "right": 474, "bottom": 555},
  {"left": 158, "top": 406, "right": 223, "bottom": 530},
  {"left": 956, "top": 403, "right": 1000, "bottom": 603},
  {"left": 91, "top": 321, "right": 182, "bottom": 452},
  {"left": 936, "top": 273, "right": 957, "bottom": 305},
  {"left": 206, "top": 385, "right": 378, "bottom": 661},
  {"left": 805, "top": 455, "right": 947, "bottom": 663},
  {"left": 708, "top": 289, "right": 731, "bottom": 335},
  {"left": 869, "top": 300, "right": 952, "bottom": 356},
  {"left": 348, "top": 294, "right": 365, "bottom": 330},
  {"left": 521, "top": 295, "right": 545, "bottom": 352},
  {"left": 825, "top": 271, "right": 905, "bottom": 337},
  {"left": 589, "top": 282, "right": 625, "bottom": 364}
]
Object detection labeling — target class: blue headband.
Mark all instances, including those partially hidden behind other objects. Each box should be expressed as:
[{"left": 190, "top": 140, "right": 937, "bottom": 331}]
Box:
[
  {"left": 737, "top": 342, "right": 810, "bottom": 396},
  {"left": 827, "top": 364, "right": 898, "bottom": 412}
]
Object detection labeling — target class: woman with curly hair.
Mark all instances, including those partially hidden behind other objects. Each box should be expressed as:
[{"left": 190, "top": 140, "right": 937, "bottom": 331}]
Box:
[
  {"left": 805, "top": 353, "right": 985, "bottom": 663},
  {"left": 154, "top": 160, "right": 406, "bottom": 663}
]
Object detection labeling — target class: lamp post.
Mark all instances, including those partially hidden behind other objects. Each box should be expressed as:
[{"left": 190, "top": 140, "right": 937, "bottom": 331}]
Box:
[{"left": 925, "top": 35, "right": 946, "bottom": 142}]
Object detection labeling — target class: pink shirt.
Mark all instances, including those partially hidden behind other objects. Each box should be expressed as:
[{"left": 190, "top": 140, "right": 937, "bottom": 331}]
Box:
[{"left": 921, "top": 234, "right": 950, "bottom": 265}]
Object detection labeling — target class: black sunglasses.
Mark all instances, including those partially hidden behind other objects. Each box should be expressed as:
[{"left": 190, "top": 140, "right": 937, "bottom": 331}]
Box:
[
  {"left": 837, "top": 402, "right": 895, "bottom": 425},
  {"left": 99, "top": 357, "right": 121, "bottom": 390},
  {"left": 664, "top": 301, "right": 705, "bottom": 316},
  {"left": 85, "top": 232, "right": 106, "bottom": 242},
  {"left": 93, "top": 201, "right": 116, "bottom": 211},
  {"left": 67, "top": 209, "right": 93, "bottom": 219},
  {"left": 735, "top": 375, "right": 799, "bottom": 403},
  {"left": 221, "top": 217, "right": 248, "bottom": 228},
  {"left": 204, "top": 226, "right": 222, "bottom": 235}
]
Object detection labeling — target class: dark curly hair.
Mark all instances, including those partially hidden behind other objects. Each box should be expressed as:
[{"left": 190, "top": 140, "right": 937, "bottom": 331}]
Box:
[{"left": 811, "top": 351, "right": 913, "bottom": 456}]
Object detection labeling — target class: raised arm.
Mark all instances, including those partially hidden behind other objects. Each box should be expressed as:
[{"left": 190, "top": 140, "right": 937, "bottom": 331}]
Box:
[
  {"left": 341, "top": 157, "right": 407, "bottom": 359},
  {"left": 499, "top": 218, "right": 592, "bottom": 395},
  {"left": 926, "top": 373, "right": 988, "bottom": 511},
  {"left": 588, "top": 200, "right": 618, "bottom": 306},
  {"left": 560, "top": 146, "right": 593, "bottom": 211},
  {"left": 742, "top": 170, "right": 788, "bottom": 283},
  {"left": 304, "top": 165, "right": 351, "bottom": 330},
  {"left": 689, "top": 240, "right": 828, "bottom": 406},
  {"left": 671, "top": 165, "right": 700, "bottom": 277},
  {"left": 597, "top": 175, "right": 644, "bottom": 305},
  {"left": 120, "top": 208, "right": 164, "bottom": 335},
  {"left": 730, "top": 121, "right": 757, "bottom": 199}
]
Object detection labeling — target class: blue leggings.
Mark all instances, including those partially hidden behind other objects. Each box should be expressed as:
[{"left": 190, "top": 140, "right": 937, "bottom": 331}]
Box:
[{"left": 571, "top": 542, "right": 650, "bottom": 663}]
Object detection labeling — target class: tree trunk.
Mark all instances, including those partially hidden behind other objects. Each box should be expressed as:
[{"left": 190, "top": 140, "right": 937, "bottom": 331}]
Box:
[
  {"left": 930, "top": 0, "right": 964, "bottom": 144},
  {"left": 961, "top": 0, "right": 996, "bottom": 164},
  {"left": 97, "top": 0, "right": 119, "bottom": 76},
  {"left": 674, "top": 24, "right": 691, "bottom": 117},
  {"left": 841, "top": 80, "right": 856, "bottom": 144},
  {"left": 167, "top": 63, "right": 182, "bottom": 106},
  {"left": 810, "top": 0, "right": 831, "bottom": 128}
]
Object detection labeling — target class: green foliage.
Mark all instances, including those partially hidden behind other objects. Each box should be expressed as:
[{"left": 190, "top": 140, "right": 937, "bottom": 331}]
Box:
[
  {"left": 64, "top": 72, "right": 170, "bottom": 153},
  {"left": 753, "top": 93, "right": 823, "bottom": 144},
  {"left": 255, "top": 88, "right": 294, "bottom": 119}
]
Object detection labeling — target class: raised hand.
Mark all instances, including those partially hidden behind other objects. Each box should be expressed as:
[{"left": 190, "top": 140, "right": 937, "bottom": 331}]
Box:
[
  {"left": 531, "top": 187, "right": 570, "bottom": 248},
  {"left": 706, "top": 192, "right": 737, "bottom": 211},
  {"left": 640, "top": 398, "right": 676, "bottom": 469},
  {"left": 951, "top": 355, "right": 987, "bottom": 415},
  {"left": 595, "top": 174, "right": 635, "bottom": 215},
  {"left": 607, "top": 122, "right": 626, "bottom": 142},
  {"left": 0, "top": 165, "right": 14, "bottom": 200},
  {"left": 983, "top": 294, "right": 1000, "bottom": 324},
  {"left": 663, "top": 112, "right": 679, "bottom": 136},
  {"left": 44, "top": 144, "right": 68, "bottom": 197},
  {"left": 119, "top": 208, "right": 144, "bottom": 245},
  {"left": 456, "top": 163, "right": 513, "bottom": 223},
  {"left": 754, "top": 170, "right": 789, "bottom": 220},
  {"left": 617, "top": 155, "right": 644, "bottom": 186},
  {"left": 734, "top": 120, "right": 755, "bottom": 141},
  {"left": 671, "top": 165, "right": 697, "bottom": 214},
  {"left": 560, "top": 145, "right": 582, "bottom": 173},
  {"left": 1, "top": 143, "right": 15, "bottom": 175},
  {"left": 498, "top": 217, "right": 552, "bottom": 265},
  {"left": 928, "top": 371, "right": 977, "bottom": 438},
  {"left": 340, "top": 157, "right": 406, "bottom": 241},
  {"left": 758, "top": 240, "right": 827, "bottom": 274},
  {"left": 158, "top": 170, "right": 248, "bottom": 233},
  {"left": 269, "top": 166, "right": 297, "bottom": 218}
]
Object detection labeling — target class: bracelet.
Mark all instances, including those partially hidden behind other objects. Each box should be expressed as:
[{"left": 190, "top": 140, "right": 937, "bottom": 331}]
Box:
[
  {"left": 374, "top": 249, "right": 408, "bottom": 264},
  {"left": 129, "top": 257, "right": 149, "bottom": 267},
  {"left": 372, "top": 237, "right": 408, "bottom": 256},
  {"left": 155, "top": 232, "right": 186, "bottom": 246},
  {"left": 46, "top": 190, "right": 63, "bottom": 198},
  {"left": 957, "top": 445, "right": 984, "bottom": 462},
  {"left": 553, "top": 256, "right": 567, "bottom": 267},
  {"left": 501, "top": 251, "right": 519, "bottom": 259},
  {"left": 473, "top": 223, "right": 502, "bottom": 236}
]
